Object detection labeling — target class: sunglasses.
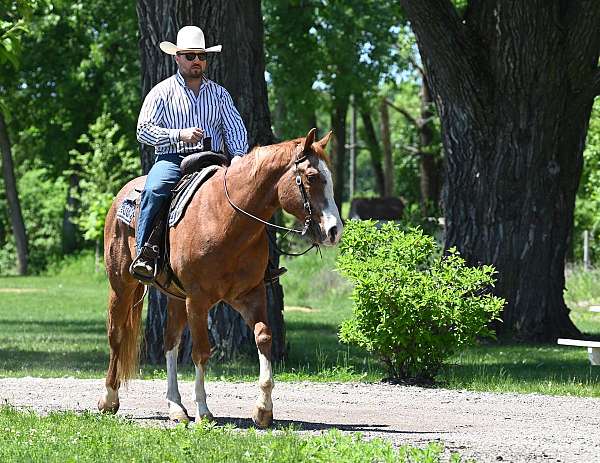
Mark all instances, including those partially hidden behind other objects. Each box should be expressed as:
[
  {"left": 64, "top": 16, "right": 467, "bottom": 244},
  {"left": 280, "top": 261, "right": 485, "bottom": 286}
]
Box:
[{"left": 177, "top": 52, "right": 207, "bottom": 62}]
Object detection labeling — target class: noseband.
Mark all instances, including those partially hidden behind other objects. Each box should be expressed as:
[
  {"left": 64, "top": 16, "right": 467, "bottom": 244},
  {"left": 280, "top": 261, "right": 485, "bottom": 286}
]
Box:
[{"left": 223, "top": 149, "right": 320, "bottom": 256}]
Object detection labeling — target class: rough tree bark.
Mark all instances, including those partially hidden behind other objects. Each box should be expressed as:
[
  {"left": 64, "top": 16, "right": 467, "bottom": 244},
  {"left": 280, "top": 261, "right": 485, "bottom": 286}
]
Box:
[
  {"left": 399, "top": 0, "right": 600, "bottom": 340},
  {"left": 137, "top": 0, "right": 285, "bottom": 363},
  {"left": 0, "top": 111, "right": 27, "bottom": 275}
]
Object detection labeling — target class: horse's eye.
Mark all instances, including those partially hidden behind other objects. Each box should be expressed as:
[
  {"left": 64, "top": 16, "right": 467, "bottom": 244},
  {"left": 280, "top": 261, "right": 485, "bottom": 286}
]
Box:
[{"left": 307, "top": 174, "right": 318, "bottom": 184}]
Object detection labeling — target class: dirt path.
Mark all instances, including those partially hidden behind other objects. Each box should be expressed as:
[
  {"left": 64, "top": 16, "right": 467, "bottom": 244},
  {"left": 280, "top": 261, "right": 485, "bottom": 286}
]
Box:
[{"left": 1, "top": 377, "right": 599, "bottom": 462}]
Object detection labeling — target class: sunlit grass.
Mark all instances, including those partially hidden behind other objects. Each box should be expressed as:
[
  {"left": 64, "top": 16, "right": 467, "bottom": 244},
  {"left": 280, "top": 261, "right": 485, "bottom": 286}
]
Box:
[
  {"left": 440, "top": 342, "right": 600, "bottom": 396},
  {"left": 0, "top": 407, "right": 455, "bottom": 463},
  {"left": 1, "top": 250, "right": 600, "bottom": 397},
  {"left": 0, "top": 249, "right": 380, "bottom": 381}
]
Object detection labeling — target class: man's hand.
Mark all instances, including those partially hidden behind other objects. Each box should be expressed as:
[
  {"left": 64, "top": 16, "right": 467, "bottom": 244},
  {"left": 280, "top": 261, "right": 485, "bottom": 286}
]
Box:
[
  {"left": 179, "top": 127, "right": 204, "bottom": 144},
  {"left": 231, "top": 155, "right": 242, "bottom": 166}
]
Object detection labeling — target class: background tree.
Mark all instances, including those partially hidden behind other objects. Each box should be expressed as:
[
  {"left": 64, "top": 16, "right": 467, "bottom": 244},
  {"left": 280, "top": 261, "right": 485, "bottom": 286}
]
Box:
[
  {"left": 69, "top": 113, "right": 140, "bottom": 271},
  {"left": 0, "top": 0, "right": 41, "bottom": 274},
  {"left": 0, "top": 0, "right": 139, "bottom": 272},
  {"left": 265, "top": 0, "right": 402, "bottom": 207},
  {"left": 263, "top": 0, "right": 321, "bottom": 141},
  {"left": 399, "top": 0, "right": 600, "bottom": 340},
  {"left": 137, "top": 0, "right": 285, "bottom": 364},
  {"left": 573, "top": 101, "right": 600, "bottom": 263}
]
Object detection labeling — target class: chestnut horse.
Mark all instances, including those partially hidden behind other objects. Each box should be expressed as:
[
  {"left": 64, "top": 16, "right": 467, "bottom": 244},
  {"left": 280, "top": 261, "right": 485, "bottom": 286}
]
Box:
[{"left": 97, "top": 128, "right": 343, "bottom": 428}]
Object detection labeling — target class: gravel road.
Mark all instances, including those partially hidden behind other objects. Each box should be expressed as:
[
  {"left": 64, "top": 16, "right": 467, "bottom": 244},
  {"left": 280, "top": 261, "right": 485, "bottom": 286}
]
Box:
[{"left": 1, "top": 377, "right": 599, "bottom": 462}]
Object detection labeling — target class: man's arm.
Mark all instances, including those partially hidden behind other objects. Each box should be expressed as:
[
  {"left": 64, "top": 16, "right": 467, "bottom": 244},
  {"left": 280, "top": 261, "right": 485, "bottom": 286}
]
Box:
[
  {"left": 136, "top": 88, "right": 181, "bottom": 147},
  {"left": 220, "top": 90, "right": 248, "bottom": 156}
]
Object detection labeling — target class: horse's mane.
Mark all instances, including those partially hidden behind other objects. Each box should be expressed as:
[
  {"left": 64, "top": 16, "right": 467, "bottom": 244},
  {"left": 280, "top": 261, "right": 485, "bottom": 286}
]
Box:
[{"left": 247, "top": 137, "right": 331, "bottom": 180}]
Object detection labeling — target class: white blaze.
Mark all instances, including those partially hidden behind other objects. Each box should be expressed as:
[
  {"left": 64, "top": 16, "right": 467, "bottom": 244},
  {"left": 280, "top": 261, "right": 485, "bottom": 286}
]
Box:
[{"left": 318, "top": 159, "right": 343, "bottom": 245}]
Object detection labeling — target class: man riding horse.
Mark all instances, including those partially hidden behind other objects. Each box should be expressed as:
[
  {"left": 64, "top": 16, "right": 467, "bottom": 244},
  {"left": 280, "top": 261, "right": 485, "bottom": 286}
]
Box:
[{"left": 132, "top": 25, "right": 284, "bottom": 282}]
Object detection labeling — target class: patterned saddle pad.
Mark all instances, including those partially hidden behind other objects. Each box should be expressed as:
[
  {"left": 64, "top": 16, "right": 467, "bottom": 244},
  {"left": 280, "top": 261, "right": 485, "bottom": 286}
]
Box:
[{"left": 116, "top": 165, "right": 220, "bottom": 228}]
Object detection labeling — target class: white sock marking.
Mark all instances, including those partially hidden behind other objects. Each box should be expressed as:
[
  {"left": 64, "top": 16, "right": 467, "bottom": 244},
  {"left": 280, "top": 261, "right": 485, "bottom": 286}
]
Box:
[
  {"left": 256, "top": 349, "right": 273, "bottom": 412},
  {"left": 165, "top": 346, "right": 183, "bottom": 406},
  {"left": 194, "top": 364, "right": 212, "bottom": 418}
]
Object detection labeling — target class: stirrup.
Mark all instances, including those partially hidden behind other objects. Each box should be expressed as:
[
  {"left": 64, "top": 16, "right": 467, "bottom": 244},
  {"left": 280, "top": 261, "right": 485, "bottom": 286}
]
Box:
[{"left": 129, "top": 244, "right": 160, "bottom": 283}]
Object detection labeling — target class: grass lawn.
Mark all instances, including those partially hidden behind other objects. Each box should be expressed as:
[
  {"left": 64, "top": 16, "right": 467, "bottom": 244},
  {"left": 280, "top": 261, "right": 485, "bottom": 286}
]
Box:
[
  {"left": 0, "top": 250, "right": 599, "bottom": 397},
  {"left": 0, "top": 407, "right": 457, "bottom": 463}
]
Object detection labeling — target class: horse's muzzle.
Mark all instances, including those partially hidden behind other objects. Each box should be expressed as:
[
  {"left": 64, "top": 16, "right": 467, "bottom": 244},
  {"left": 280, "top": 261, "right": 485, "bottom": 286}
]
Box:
[{"left": 310, "top": 220, "right": 342, "bottom": 246}]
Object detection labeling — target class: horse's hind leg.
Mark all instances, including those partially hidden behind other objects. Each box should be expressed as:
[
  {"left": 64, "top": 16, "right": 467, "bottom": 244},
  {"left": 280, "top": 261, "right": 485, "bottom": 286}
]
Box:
[
  {"left": 98, "top": 283, "right": 144, "bottom": 414},
  {"left": 164, "top": 298, "right": 190, "bottom": 422},
  {"left": 228, "top": 284, "right": 273, "bottom": 428}
]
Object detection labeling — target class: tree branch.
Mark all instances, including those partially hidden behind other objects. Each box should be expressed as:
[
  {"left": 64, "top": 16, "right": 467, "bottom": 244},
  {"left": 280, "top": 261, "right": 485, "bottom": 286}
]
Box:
[
  {"left": 385, "top": 99, "right": 419, "bottom": 127},
  {"left": 402, "top": 145, "right": 421, "bottom": 156},
  {"left": 408, "top": 56, "right": 424, "bottom": 77}
]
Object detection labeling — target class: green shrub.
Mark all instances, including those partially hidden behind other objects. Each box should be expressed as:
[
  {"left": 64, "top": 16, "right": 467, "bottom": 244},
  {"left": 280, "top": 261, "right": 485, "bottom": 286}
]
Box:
[
  {"left": 0, "top": 167, "right": 67, "bottom": 275},
  {"left": 69, "top": 112, "right": 140, "bottom": 243},
  {"left": 336, "top": 220, "right": 504, "bottom": 380}
]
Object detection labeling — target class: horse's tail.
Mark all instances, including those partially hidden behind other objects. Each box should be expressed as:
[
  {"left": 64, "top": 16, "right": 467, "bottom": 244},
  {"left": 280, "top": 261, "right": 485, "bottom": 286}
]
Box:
[{"left": 116, "top": 285, "right": 145, "bottom": 384}]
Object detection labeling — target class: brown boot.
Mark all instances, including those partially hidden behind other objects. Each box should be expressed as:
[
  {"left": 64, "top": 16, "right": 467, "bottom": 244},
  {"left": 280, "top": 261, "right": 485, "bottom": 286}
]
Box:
[{"left": 129, "top": 244, "right": 159, "bottom": 282}]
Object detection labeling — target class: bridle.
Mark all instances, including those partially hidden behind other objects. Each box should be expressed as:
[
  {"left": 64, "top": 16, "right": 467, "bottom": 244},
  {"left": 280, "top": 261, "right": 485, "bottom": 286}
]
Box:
[{"left": 223, "top": 148, "right": 320, "bottom": 256}]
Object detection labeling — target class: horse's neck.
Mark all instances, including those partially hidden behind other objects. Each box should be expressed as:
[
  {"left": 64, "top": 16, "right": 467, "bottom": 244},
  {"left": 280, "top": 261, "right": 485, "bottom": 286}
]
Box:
[
  {"left": 225, "top": 147, "right": 290, "bottom": 218},
  {"left": 221, "top": 147, "right": 287, "bottom": 228}
]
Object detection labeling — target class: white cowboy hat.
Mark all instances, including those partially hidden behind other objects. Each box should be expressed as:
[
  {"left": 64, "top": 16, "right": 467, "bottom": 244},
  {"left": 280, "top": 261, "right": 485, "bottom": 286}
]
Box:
[{"left": 159, "top": 26, "right": 222, "bottom": 55}]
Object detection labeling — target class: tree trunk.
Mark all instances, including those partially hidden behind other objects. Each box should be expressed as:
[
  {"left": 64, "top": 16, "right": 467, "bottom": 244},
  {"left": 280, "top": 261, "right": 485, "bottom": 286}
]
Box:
[
  {"left": 62, "top": 174, "right": 80, "bottom": 255},
  {"left": 137, "top": 0, "right": 285, "bottom": 364},
  {"left": 379, "top": 98, "right": 394, "bottom": 197},
  {"left": 0, "top": 111, "right": 27, "bottom": 275},
  {"left": 359, "top": 109, "right": 386, "bottom": 197},
  {"left": 331, "top": 101, "right": 348, "bottom": 210},
  {"left": 418, "top": 78, "right": 440, "bottom": 213},
  {"left": 400, "top": 0, "right": 600, "bottom": 341}
]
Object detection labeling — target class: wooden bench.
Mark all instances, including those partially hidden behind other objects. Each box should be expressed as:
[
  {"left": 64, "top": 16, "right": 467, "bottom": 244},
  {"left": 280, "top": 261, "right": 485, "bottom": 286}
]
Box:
[{"left": 557, "top": 338, "right": 600, "bottom": 365}]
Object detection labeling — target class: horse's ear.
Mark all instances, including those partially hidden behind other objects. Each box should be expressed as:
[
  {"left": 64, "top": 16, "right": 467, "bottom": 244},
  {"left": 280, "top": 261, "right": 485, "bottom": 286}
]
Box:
[
  {"left": 316, "top": 130, "right": 333, "bottom": 149},
  {"left": 303, "top": 128, "right": 317, "bottom": 152}
]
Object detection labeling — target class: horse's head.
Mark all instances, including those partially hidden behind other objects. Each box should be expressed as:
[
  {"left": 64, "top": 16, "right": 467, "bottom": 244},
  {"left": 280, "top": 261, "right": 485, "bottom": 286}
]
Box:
[{"left": 277, "top": 128, "right": 343, "bottom": 246}]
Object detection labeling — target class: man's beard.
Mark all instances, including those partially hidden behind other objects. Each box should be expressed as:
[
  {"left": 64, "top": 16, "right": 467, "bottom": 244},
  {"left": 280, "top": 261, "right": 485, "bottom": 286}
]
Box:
[{"left": 183, "top": 67, "right": 203, "bottom": 79}]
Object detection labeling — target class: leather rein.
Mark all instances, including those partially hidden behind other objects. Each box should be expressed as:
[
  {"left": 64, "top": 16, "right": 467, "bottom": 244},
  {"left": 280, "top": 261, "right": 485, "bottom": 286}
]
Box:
[{"left": 223, "top": 150, "right": 319, "bottom": 257}]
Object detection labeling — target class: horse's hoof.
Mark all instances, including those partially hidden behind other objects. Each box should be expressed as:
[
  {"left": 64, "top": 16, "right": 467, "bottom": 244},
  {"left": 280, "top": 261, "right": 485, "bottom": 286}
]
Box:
[
  {"left": 97, "top": 397, "right": 119, "bottom": 414},
  {"left": 252, "top": 407, "right": 273, "bottom": 429},
  {"left": 169, "top": 409, "right": 191, "bottom": 423},
  {"left": 168, "top": 401, "right": 190, "bottom": 423}
]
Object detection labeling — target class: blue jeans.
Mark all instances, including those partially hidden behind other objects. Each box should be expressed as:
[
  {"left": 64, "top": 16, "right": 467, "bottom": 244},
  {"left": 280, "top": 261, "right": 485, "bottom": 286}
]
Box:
[{"left": 136, "top": 154, "right": 183, "bottom": 254}]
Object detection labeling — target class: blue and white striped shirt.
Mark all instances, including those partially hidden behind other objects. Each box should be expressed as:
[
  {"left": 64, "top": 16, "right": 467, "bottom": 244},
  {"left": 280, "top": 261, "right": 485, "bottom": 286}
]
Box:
[{"left": 137, "top": 71, "right": 248, "bottom": 157}]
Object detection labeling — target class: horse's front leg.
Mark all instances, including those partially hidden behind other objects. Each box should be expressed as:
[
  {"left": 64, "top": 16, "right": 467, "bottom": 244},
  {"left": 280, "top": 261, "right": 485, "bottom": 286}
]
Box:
[
  {"left": 164, "top": 298, "right": 190, "bottom": 423},
  {"left": 186, "top": 297, "right": 214, "bottom": 422},
  {"left": 229, "top": 284, "right": 274, "bottom": 428}
]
